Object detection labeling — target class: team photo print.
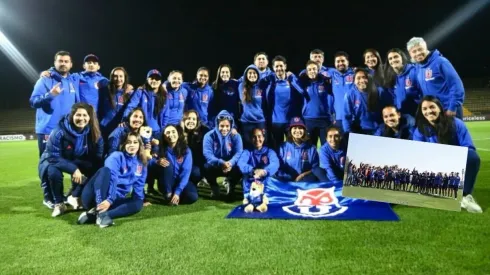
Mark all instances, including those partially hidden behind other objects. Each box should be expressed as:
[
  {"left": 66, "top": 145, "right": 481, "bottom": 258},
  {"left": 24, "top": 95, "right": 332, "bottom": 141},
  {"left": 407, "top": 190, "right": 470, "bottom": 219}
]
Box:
[{"left": 342, "top": 133, "right": 468, "bottom": 211}]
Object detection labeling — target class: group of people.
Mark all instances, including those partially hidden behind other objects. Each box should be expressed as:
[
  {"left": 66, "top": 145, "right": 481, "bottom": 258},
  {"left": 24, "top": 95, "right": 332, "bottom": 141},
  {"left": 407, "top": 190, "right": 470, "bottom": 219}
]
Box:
[
  {"left": 29, "top": 36, "right": 483, "bottom": 228},
  {"left": 345, "top": 163, "right": 462, "bottom": 199}
]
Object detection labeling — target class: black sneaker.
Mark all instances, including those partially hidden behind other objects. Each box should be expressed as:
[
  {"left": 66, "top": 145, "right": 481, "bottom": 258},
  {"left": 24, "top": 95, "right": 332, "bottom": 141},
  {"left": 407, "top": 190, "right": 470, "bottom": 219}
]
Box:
[
  {"left": 96, "top": 211, "right": 114, "bottom": 228},
  {"left": 77, "top": 208, "right": 97, "bottom": 225}
]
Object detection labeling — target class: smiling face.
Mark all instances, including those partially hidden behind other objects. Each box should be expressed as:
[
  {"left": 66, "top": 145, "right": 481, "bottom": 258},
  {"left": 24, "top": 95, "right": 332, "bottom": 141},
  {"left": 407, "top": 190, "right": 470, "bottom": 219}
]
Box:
[
  {"left": 112, "top": 69, "right": 125, "bottom": 89},
  {"left": 326, "top": 129, "right": 341, "bottom": 150},
  {"left": 54, "top": 54, "right": 72, "bottom": 75},
  {"left": 364, "top": 51, "right": 378, "bottom": 69},
  {"left": 388, "top": 52, "right": 404, "bottom": 72},
  {"left": 164, "top": 126, "right": 179, "bottom": 145},
  {"left": 72, "top": 108, "right": 90, "bottom": 129},
  {"left": 147, "top": 75, "right": 162, "bottom": 90},
  {"left": 252, "top": 129, "right": 265, "bottom": 149},
  {"left": 335, "top": 56, "right": 349, "bottom": 73},
  {"left": 247, "top": 69, "right": 258, "bottom": 82},
  {"left": 129, "top": 110, "right": 144, "bottom": 129},
  {"left": 382, "top": 107, "right": 401, "bottom": 129},
  {"left": 409, "top": 43, "right": 429, "bottom": 63},
  {"left": 184, "top": 112, "right": 198, "bottom": 130},
  {"left": 306, "top": 63, "right": 319, "bottom": 79},
  {"left": 218, "top": 120, "right": 231, "bottom": 136},
  {"left": 124, "top": 135, "right": 140, "bottom": 156},
  {"left": 220, "top": 66, "right": 231, "bottom": 82},
  {"left": 83, "top": 61, "right": 100, "bottom": 73},
  {"left": 168, "top": 72, "right": 183, "bottom": 89},
  {"left": 273, "top": 61, "right": 286, "bottom": 78},
  {"left": 421, "top": 100, "right": 441, "bottom": 124},
  {"left": 354, "top": 71, "right": 368, "bottom": 91},
  {"left": 291, "top": 126, "right": 305, "bottom": 141},
  {"left": 197, "top": 69, "right": 209, "bottom": 86}
]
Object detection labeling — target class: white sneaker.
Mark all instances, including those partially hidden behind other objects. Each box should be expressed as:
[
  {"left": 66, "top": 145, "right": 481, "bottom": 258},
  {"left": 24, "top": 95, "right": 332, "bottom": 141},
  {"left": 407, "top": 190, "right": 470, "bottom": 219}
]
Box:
[
  {"left": 43, "top": 200, "right": 55, "bottom": 209},
  {"left": 66, "top": 195, "right": 82, "bottom": 210},
  {"left": 461, "top": 195, "right": 483, "bottom": 213},
  {"left": 223, "top": 178, "right": 231, "bottom": 193},
  {"left": 52, "top": 203, "right": 67, "bottom": 217}
]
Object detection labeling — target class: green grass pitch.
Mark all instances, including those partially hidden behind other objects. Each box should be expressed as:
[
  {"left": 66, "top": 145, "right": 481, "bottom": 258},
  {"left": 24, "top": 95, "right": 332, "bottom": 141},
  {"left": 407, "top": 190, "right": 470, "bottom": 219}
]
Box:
[{"left": 0, "top": 122, "right": 489, "bottom": 274}]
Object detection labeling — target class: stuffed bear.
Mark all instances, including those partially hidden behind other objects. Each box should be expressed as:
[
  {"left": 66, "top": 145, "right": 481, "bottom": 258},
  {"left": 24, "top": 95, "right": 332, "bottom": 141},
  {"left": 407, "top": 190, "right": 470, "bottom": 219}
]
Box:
[
  {"left": 139, "top": 126, "right": 159, "bottom": 160},
  {"left": 243, "top": 180, "right": 268, "bottom": 213}
]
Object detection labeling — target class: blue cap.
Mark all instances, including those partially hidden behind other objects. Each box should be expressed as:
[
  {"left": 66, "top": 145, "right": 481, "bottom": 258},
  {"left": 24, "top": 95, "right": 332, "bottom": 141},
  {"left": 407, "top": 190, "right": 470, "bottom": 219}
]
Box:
[
  {"left": 147, "top": 69, "right": 162, "bottom": 79},
  {"left": 83, "top": 54, "right": 99, "bottom": 63},
  {"left": 289, "top": 117, "right": 306, "bottom": 129}
]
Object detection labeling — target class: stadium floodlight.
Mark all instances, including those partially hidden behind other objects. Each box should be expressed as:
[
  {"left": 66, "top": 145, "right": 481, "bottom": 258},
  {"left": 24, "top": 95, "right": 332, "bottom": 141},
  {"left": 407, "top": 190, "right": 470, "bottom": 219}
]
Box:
[
  {"left": 0, "top": 29, "right": 39, "bottom": 84},
  {"left": 424, "top": 0, "right": 490, "bottom": 47}
]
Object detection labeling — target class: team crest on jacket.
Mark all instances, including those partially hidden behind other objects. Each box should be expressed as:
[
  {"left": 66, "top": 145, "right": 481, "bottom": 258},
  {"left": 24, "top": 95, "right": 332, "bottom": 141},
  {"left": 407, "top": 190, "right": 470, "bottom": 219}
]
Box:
[
  {"left": 69, "top": 83, "right": 76, "bottom": 93},
  {"left": 95, "top": 81, "right": 99, "bottom": 89},
  {"left": 346, "top": 75, "right": 354, "bottom": 83},
  {"left": 262, "top": 155, "right": 268, "bottom": 164},
  {"left": 214, "top": 142, "right": 218, "bottom": 150},
  {"left": 255, "top": 89, "right": 262, "bottom": 97},
  {"left": 286, "top": 151, "right": 292, "bottom": 160},
  {"left": 340, "top": 156, "right": 345, "bottom": 168},
  {"left": 282, "top": 188, "right": 348, "bottom": 218},
  {"left": 118, "top": 95, "right": 124, "bottom": 105},
  {"left": 301, "top": 151, "right": 309, "bottom": 162},
  {"left": 179, "top": 93, "right": 184, "bottom": 102},
  {"left": 227, "top": 142, "right": 232, "bottom": 151},
  {"left": 225, "top": 88, "right": 235, "bottom": 96},
  {"left": 354, "top": 100, "right": 360, "bottom": 106},
  {"left": 425, "top": 68, "right": 434, "bottom": 81},
  {"left": 177, "top": 157, "right": 184, "bottom": 164},
  {"left": 321, "top": 71, "right": 328, "bottom": 77},
  {"left": 168, "top": 93, "right": 173, "bottom": 99},
  {"left": 135, "top": 165, "right": 143, "bottom": 176},
  {"left": 318, "top": 85, "right": 325, "bottom": 92},
  {"left": 202, "top": 93, "right": 208, "bottom": 103},
  {"left": 123, "top": 166, "right": 128, "bottom": 174},
  {"left": 405, "top": 78, "right": 412, "bottom": 88}
]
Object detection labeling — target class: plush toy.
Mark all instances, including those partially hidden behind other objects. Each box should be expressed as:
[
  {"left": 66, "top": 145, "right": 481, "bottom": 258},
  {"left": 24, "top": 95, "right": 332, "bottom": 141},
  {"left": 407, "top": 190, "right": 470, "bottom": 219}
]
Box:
[
  {"left": 139, "top": 126, "right": 159, "bottom": 160},
  {"left": 243, "top": 180, "right": 268, "bottom": 213}
]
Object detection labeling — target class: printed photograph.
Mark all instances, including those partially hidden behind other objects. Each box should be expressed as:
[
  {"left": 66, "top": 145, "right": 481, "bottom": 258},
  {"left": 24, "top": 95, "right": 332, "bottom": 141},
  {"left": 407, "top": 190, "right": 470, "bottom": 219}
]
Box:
[{"left": 342, "top": 133, "right": 468, "bottom": 211}]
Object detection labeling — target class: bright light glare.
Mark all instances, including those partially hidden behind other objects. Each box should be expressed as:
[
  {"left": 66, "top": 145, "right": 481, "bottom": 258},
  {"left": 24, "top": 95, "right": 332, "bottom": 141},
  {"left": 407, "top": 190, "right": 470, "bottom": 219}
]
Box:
[
  {"left": 424, "top": 0, "right": 490, "bottom": 47},
  {"left": 0, "top": 29, "right": 39, "bottom": 84}
]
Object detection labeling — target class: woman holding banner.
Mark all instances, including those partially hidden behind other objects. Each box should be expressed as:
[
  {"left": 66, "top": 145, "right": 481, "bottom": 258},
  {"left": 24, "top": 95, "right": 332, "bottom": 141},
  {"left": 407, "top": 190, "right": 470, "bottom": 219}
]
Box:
[{"left": 413, "top": 96, "right": 482, "bottom": 213}]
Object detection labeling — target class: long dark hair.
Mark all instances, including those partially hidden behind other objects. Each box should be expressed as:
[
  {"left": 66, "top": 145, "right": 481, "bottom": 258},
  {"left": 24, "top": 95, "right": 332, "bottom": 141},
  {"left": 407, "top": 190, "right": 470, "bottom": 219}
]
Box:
[
  {"left": 415, "top": 96, "right": 454, "bottom": 145},
  {"left": 159, "top": 124, "right": 188, "bottom": 159},
  {"left": 125, "top": 107, "right": 147, "bottom": 132},
  {"left": 242, "top": 67, "right": 259, "bottom": 103},
  {"left": 354, "top": 68, "right": 379, "bottom": 112},
  {"left": 286, "top": 125, "right": 310, "bottom": 143},
  {"left": 212, "top": 64, "right": 233, "bottom": 90},
  {"left": 69, "top": 102, "right": 101, "bottom": 144},
  {"left": 384, "top": 48, "right": 410, "bottom": 88},
  {"left": 363, "top": 49, "right": 385, "bottom": 87},
  {"left": 118, "top": 132, "right": 148, "bottom": 165},
  {"left": 143, "top": 81, "right": 166, "bottom": 117},
  {"left": 108, "top": 67, "right": 130, "bottom": 109}
]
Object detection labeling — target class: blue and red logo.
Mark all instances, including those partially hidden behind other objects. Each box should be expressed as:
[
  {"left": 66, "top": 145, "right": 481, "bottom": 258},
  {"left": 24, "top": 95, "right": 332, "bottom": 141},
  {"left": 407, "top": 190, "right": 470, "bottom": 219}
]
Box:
[{"left": 282, "top": 188, "right": 348, "bottom": 218}]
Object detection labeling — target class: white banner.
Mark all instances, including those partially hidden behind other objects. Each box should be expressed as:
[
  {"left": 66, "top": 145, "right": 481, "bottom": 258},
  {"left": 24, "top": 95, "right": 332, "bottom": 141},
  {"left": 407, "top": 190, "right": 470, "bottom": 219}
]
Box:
[{"left": 0, "top": 135, "right": 26, "bottom": 142}]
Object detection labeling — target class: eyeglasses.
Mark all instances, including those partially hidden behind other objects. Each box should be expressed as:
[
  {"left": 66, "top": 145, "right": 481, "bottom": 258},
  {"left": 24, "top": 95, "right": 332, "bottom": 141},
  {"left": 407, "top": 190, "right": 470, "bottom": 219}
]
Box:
[{"left": 218, "top": 115, "right": 233, "bottom": 121}]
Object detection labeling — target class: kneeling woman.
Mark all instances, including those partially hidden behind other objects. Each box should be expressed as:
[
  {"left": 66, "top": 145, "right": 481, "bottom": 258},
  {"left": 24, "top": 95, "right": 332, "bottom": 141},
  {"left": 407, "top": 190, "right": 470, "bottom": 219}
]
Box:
[
  {"left": 275, "top": 117, "right": 325, "bottom": 182},
  {"left": 413, "top": 96, "right": 482, "bottom": 213},
  {"left": 203, "top": 110, "right": 243, "bottom": 199},
  {"left": 38, "top": 103, "right": 103, "bottom": 217},
  {"left": 153, "top": 124, "right": 198, "bottom": 205},
  {"left": 78, "top": 132, "right": 147, "bottom": 227},
  {"left": 238, "top": 128, "right": 279, "bottom": 195}
]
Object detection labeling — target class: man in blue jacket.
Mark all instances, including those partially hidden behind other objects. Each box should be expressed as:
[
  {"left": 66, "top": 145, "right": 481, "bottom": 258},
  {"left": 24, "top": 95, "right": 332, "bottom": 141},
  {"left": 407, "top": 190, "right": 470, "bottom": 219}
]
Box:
[
  {"left": 407, "top": 37, "right": 465, "bottom": 119},
  {"left": 30, "top": 50, "right": 79, "bottom": 157}
]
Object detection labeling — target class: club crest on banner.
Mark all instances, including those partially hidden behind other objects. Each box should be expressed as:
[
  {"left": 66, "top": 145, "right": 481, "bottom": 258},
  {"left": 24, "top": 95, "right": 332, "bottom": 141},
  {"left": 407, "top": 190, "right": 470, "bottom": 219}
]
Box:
[{"left": 282, "top": 188, "right": 348, "bottom": 217}]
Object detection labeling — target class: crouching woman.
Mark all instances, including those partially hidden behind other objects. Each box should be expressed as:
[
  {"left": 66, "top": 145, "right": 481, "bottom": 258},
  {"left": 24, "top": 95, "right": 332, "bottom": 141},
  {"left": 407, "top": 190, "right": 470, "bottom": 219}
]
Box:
[{"left": 78, "top": 132, "right": 148, "bottom": 228}]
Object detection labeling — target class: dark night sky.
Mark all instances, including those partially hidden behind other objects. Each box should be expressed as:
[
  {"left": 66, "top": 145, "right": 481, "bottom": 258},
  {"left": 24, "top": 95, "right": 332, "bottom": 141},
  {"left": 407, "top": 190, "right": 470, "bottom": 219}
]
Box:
[{"left": 0, "top": 0, "right": 489, "bottom": 109}]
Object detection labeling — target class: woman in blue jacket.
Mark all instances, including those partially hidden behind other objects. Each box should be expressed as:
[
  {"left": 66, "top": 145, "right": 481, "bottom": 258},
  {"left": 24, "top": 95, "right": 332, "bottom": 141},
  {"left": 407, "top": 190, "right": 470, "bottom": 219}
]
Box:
[
  {"left": 239, "top": 65, "right": 267, "bottom": 149},
  {"left": 123, "top": 69, "right": 168, "bottom": 139},
  {"left": 153, "top": 124, "right": 198, "bottom": 205},
  {"left": 413, "top": 96, "right": 482, "bottom": 213},
  {"left": 78, "top": 132, "right": 147, "bottom": 228},
  {"left": 374, "top": 105, "right": 415, "bottom": 140},
  {"left": 203, "top": 110, "right": 243, "bottom": 200},
  {"left": 343, "top": 68, "right": 393, "bottom": 135},
  {"left": 162, "top": 70, "right": 189, "bottom": 127},
  {"left": 384, "top": 48, "right": 422, "bottom": 118},
  {"left": 97, "top": 67, "right": 133, "bottom": 140},
  {"left": 275, "top": 117, "right": 326, "bottom": 182},
  {"left": 210, "top": 64, "right": 241, "bottom": 129},
  {"left": 319, "top": 125, "right": 346, "bottom": 182},
  {"left": 363, "top": 48, "right": 385, "bottom": 89},
  {"left": 290, "top": 60, "right": 334, "bottom": 146},
  {"left": 107, "top": 107, "right": 147, "bottom": 155},
  {"left": 181, "top": 110, "right": 208, "bottom": 186},
  {"left": 183, "top": 67, "right": 214, "bottom": 130},
  {"left": 38, "top": 102, "right": 104, "bottom": 217},
  {"left": 238, "top": 128, "right": 279, "bottom": 196}
]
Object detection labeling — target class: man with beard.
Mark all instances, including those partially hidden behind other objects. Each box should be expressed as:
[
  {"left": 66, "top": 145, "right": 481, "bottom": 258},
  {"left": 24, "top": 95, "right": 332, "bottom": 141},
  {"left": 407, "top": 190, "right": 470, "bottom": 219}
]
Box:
[
  {"left": 30, "top": 51, "right": 80, "bottom": 157},
  {"left": 327, "top": 51, "right": 355, "bottom": 128},
  {"left": 374, "top": 105, "right": 415, "bottom": 139},
  {"left": 406, "top": 37, "right": 465, "bottom": 119}
]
